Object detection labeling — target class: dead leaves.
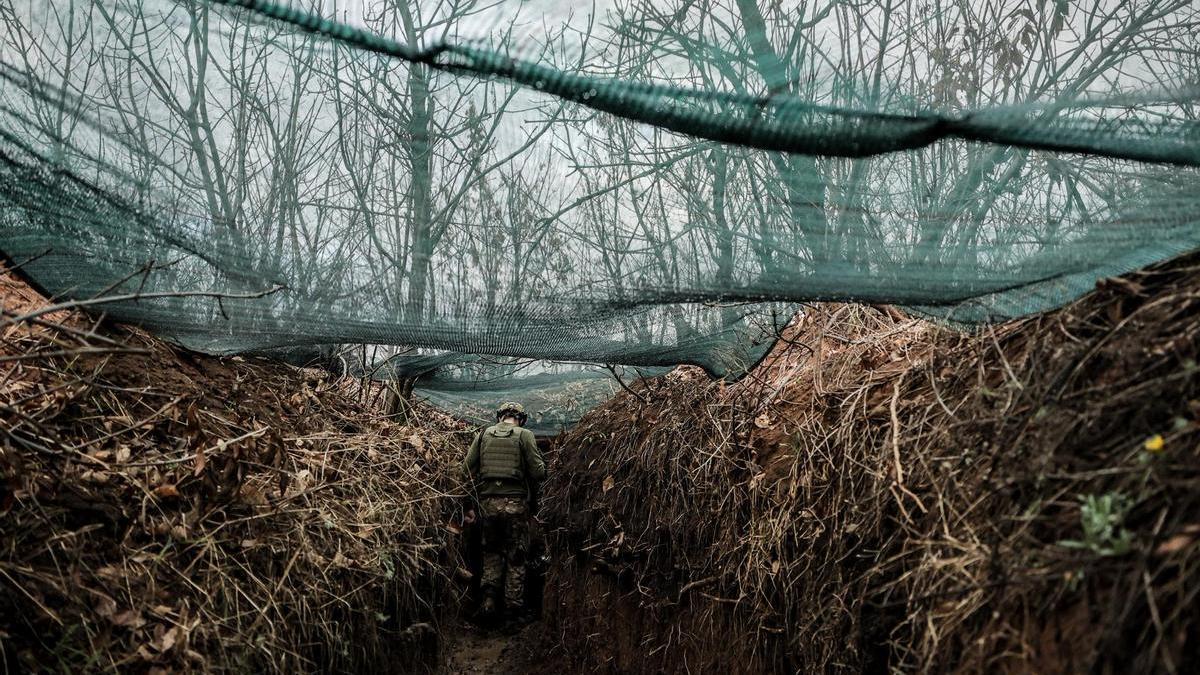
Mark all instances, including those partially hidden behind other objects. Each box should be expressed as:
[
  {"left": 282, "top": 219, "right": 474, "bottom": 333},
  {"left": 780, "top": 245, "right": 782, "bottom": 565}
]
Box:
[
  {"left": 286, "top": 468, "right": 313, "bottom": 497},
  {"left": 287, "top": 384, "right": 321, "bottom": 410},
  {"left": 408, "top": 433, "right": 425, "bottom": 452},
  {"left": 1155, "top": 524, "right": 1200, "bottom": 556},
  {"left": 153, "top": 483, "right": 179, "bottom": 499},
  {"left": 152, "top": 622, "right": 180, "bottom": 653},
  {"left": 193, "top": 444, "right": 206, "bottom": 476},
  {"left": 404, "top": 433, "right": 435, "bottom": 464},
  {"left": 0, "top": 273, "right": 468, "bottom": 673},
  {"left": 109, "top": 609, "right": 147, "bottom": 630},
  {"left": 99, "top": 600, "right": 199, "bottom": 667},
  {"left": 237, "top": 483, "right": 269, "bottom": 507},
  {"left": 79, "top": 469, "right": 111, "bottom": 485}
]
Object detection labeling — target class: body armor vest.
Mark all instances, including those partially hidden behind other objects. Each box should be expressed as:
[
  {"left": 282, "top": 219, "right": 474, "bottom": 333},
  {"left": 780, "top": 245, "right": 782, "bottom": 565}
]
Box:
[{"left": 479, "top": 425, "right": 524, "bottom": 482}]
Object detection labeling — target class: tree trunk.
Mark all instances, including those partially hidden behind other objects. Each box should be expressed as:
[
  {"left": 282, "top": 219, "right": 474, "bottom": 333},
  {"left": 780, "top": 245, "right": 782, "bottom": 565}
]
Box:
[
  {"left": 734, "top": 0, "right": 828, "bottom": 266},
  {"left": 399, "top": 4, "right": 435, "bottom": 321}
]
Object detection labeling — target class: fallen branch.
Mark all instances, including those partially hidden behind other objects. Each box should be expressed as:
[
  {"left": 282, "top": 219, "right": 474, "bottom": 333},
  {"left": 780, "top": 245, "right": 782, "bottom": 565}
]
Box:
[{"left": 5, "top": 284, "right": 287, "bottom": 326}]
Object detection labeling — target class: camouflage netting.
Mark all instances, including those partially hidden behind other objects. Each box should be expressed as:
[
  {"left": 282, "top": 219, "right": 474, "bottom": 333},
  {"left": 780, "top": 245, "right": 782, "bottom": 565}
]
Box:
[{"left": 1, "top": 0, "right": 1198, "bottom": 427}]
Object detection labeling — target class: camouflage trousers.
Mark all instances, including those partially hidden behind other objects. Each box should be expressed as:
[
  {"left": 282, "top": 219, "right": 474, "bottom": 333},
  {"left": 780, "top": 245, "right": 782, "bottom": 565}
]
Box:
[{"left": 479, "top": 496, "right": 530, "bottom": 611}]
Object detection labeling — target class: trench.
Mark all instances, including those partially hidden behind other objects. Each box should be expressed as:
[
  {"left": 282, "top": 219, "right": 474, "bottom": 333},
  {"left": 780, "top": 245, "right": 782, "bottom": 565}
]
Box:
[{"left": 6, "top": 261, "right": 1200, "bottom": 674}]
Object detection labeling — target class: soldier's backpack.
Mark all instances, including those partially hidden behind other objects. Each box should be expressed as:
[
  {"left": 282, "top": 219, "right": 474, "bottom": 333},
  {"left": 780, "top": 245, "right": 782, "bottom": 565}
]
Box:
[{"left": 478, "top": 425, "right": 525, "bottom": 482}]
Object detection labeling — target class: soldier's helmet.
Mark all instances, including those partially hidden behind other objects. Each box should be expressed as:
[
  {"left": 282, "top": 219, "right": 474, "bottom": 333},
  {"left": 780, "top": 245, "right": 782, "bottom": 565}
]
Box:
[{"left": 496, "top": 401, "right": 527, "bottom": 423}]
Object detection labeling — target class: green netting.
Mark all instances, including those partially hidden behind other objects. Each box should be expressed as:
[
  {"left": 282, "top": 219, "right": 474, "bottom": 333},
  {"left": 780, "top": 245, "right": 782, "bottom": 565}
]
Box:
[
  {"left": 411, "top": 361, "right": 668, "bottom": 435},
  {"left": 1, "top": 0, "right": 1198, "bottom": 429},
  {"left": 286, "top": 347, "right": 667, "bottom": 432}
]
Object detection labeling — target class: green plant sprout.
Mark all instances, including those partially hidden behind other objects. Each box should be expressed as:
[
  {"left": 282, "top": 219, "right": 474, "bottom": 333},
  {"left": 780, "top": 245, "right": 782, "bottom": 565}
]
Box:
[{"left": 1059, "top": 492, "right": 1133, "bottom": 557}]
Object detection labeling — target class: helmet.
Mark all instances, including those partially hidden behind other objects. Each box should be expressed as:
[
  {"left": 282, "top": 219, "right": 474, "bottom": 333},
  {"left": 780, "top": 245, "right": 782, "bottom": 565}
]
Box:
[
  {"left": 496, "top": 401, "right": 527, "bottom": 423},
  {"left": 497, "top": 401, "right": 525, "bottom": 416}
]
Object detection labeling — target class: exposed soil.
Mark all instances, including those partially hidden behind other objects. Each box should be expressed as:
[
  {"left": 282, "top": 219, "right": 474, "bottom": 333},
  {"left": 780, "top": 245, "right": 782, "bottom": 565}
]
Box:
[
  {"left": 541, "top": 257, "right": 1200, "bottom": 673},
  {"left": 0, "top": 266, "right": 471, "bottom": 673},
  {"left": 2, "top": 264, "right": 571, "bottom": 675},
  {"left": 8, "top": 253, "right": 1200, "bottom": 674},
  {"left": 441, "top": 622, "right": 549, "bottom": 675}
]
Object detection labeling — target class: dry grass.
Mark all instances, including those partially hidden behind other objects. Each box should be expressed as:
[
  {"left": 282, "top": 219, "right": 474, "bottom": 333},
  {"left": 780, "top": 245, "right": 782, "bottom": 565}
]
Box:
[
  {"left": 542, "top": 259, "right": 1200, "bottom": 673},
  {"left": 0, "top": 268, "right": 472, "bottom": 673}
]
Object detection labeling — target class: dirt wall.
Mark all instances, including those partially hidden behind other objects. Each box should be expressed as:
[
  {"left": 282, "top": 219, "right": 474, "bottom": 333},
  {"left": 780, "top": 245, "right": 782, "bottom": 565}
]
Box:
[
  {"left": 0, "top": 268, "right": 471, "bottom": 673},
  {"left": 541, "top": 260, "right": 1200, "bottom": 673}
]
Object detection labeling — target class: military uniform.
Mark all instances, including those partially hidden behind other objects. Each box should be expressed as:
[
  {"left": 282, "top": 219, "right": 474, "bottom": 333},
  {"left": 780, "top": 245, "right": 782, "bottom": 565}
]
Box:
[{"left": 463, "top": 415, "right": 545, "bottom": 615}]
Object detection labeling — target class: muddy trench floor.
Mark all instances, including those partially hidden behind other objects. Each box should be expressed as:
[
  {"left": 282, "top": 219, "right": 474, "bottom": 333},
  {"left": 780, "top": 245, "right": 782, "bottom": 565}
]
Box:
[{"left": 443, "top": 620, "right": 549, "bottom": 674}]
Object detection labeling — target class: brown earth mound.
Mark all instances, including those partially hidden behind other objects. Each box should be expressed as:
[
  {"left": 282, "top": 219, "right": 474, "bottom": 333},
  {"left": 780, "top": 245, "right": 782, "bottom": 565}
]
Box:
[
  {"left": 542, "top": 260, "right": 1200, "bottom": 673},
  {"left": 0, "top": 267, "right": 471, "bottom": 673}
]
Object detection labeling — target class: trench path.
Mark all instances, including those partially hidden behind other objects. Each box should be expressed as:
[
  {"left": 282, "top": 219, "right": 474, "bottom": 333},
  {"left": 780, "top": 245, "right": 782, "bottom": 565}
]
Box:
[{"left": 443, "top": 622, "right": 540, "bottom": 674}]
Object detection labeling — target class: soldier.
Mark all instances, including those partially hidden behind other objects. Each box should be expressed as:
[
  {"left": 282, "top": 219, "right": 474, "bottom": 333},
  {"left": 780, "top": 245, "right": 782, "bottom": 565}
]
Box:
[{"left": 462, "top": 401, "right": 545, "bottom": 621}]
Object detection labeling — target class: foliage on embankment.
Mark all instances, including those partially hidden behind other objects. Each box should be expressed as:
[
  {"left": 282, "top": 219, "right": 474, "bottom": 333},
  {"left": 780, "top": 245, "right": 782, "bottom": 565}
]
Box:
[
  {"left": 0, "top": 269, "right": 469, "bottom": 673},
  {"left": 542, "top": 259, "right": 1200, "bottom": 673}
]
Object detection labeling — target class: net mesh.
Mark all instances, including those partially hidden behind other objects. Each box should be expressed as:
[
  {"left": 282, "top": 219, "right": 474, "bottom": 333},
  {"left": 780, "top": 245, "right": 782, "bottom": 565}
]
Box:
[{"left": 1, "top": 0, "right": 1198, "bottom": 428}]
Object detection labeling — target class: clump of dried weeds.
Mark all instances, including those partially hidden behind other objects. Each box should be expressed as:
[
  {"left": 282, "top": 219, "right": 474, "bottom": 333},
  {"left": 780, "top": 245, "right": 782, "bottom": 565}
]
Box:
[
  {"left": 543, "top": 258, "right": 1200, "bottom": 673},
  {"left": 0, "top": 268, "right": 470, "bottom": 673}
]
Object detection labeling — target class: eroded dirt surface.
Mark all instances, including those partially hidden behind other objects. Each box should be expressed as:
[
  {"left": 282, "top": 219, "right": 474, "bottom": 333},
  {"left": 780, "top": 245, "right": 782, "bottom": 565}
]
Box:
[
  {"left": 442, "top": 622, "right": 547, "bottom": 675},
  {"left": 1, "top": 265, "right": 466, "bottom": 673}
]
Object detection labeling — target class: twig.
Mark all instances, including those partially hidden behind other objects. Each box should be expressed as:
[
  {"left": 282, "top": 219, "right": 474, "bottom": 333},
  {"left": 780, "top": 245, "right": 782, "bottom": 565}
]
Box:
[
  {"left": 0, "top": 346, "right": 148, "bottom": 363},
  {"left": 604, "top": 364, "right": 647, "bottom": 404},
  {"left": 119, "top": 427, "right": 269, "bottom": 468},
  {"left": 6, "top": 285, "right": 287, "bottom": 326}
]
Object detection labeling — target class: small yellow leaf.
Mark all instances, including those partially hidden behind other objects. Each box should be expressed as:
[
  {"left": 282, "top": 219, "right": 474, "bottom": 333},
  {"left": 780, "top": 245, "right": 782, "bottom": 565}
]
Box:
[
  {"left": 1144, "top": 434, "right": 1165, "bottom": 453},
  {"left": 602, "top": 475, "right": 615, "bottom": 493}
]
